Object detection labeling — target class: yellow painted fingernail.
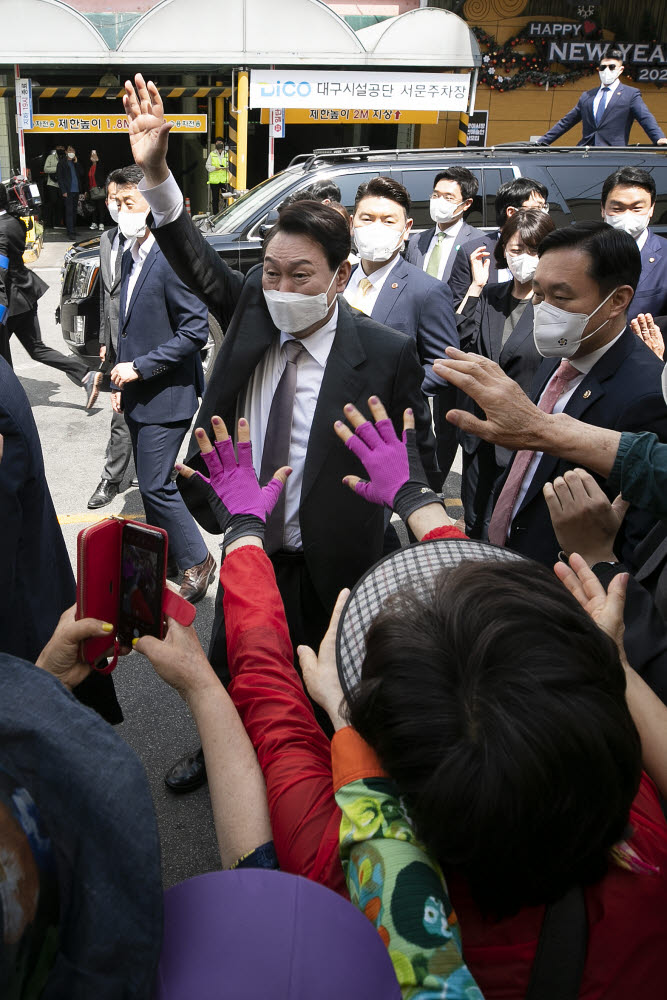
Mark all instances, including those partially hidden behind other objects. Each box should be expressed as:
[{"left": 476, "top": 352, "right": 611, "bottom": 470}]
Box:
[
  {"left": 132, "top": 637, "right": 139, "bottom": 647},
  {"left": 102, "top": 622, "right": 113, "bottom": 633}
]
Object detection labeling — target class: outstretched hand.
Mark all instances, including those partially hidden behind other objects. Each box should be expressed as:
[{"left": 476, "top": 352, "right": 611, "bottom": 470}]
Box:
[
  {"left": 299, "top": 588, "right": 350, "bottom": 732},
  {"left": 543, "top": 468, "right": 629, "bottom": 567},
  {"left": 123, "top": 73, "right": 172, "bottom": 184},
  {"left": 554, "top": 552, "right": 628, "bottom": 661},
  {"left": 177, "top": 415, "right": 291, "bottom": 546},
  {"left": 630, "top": 312, "right": 664, "bottom": 360}
]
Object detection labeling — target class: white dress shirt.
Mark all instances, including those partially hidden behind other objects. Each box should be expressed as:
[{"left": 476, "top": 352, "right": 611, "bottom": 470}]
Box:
[
  {"left": 593, "top": 77, "right": 620, "bottom": 119},
  {"left": 240, "top": 305, "right": 339, "bottom": 551},
  {"left": 423, "top": 217, "right": 466, "bottom": 280},
  {"left": 139, "top": 171, "right": 184, "bottom": 227},
  {"left": 509, "top": 328, "right": 625, "bottom": 528},
  {"left": 636, "top": 227, "right": 649, "bottom": 252},
  {"left": 344, "top": 256, "right": 400, "bottom": 315},
  {"left": 125, "top": 231, "right": 155, "bottom": 306}
]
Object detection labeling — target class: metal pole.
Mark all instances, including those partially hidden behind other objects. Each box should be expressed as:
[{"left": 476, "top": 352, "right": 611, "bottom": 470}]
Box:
[{"left": 14, "top": 63, "right": 26, "bottom": 177}]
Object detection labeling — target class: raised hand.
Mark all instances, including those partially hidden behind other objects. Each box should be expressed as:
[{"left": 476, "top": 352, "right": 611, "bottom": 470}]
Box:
[
  {"left": 123, "top": 73, "right": 172, "bottom": 184},
  {"left": 469, "top": 245, "right": 491, "bottom": 290},
  {"left": 630, "top": 312, "right": 664, "bottom": 360},
  {"left": 543, "top": 468, "right": 629, "bottom": 567}
]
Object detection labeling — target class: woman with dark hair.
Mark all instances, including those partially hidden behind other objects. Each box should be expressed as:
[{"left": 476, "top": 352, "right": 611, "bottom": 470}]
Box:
[
  {"left": 86, "top": 150, "right": 106, "bottom": 230},
  {"left": 455, "top": 208, "right": 555, "bottom": 536}
]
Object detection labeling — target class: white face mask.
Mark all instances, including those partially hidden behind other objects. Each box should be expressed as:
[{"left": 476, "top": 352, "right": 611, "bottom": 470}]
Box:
[
  {"left": 599, "top": 66, "right": 621, "bottom": 87},
  {"left": 604, "top": 211, "right": 651, "bottom": 240},
  {"left": 661, "top": 361, "right": 667, "bottom": 406},
  {"left": 429, "top": 198, "right": 463, "bottom": 226},
  {"left": 67, "top": 152, "right": 76, "bottom": 160},
  {"left": 532, "top": 288, "right": 618, "bottom": 358},
  {"left": 117, "top": 209, "right": 148, "bottom": 241},
  {"left": 506, "top": 252, "right": 538, "bottom": 285},
  {"left": 353, "top": 222, "right": 406, "bottom": 263},
  {"left": 263, "top": 267, "right": 339, "bottom": 334},
  {"left": 108, "top": 201, "right": 119, "bottom": 223}
]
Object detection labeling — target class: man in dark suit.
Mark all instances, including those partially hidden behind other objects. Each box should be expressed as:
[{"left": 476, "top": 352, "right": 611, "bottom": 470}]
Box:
[
  {"left": 0, "top": 356, "right": 122, "bottom": 722},
  {"left": 0, "top": 184, "right": 100, "bottom": 404},
  {"left": 600, "top": 166, "right": 667, "bottom": 322},
  {"left": 88, "top": 173, "right": 136, "bottom": 508},
  {"left": 405, "top": 166, "right": 485, "bottom": 478},
  {"left": 109, "top": 165, "right": 215, "bottom": 604},
  {"left": 447, "top": 176, "right": 549, "bottom": 309},
  {"left": 124, "top": 73, "right": 439, "bottom": 791},
  {"left": 485, "top": 221, "right": 667, "bottom": 567},
  {"left": 539, "top": 49, "right": 667, "bottom": 147},
  {"left": 56, "top": 144, "right": 86, "bottom": 239}
]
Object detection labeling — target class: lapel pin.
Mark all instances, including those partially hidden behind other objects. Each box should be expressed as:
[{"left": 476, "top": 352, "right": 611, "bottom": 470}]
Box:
[
  {"left": 583, "top": 389, "right": 591, "bottom": 399},
  {"left": 649, "top": 257, "right": 655, "bottom": 263},
  {"left": 391, "top": 282, "right": 398, "bottom": 289}
]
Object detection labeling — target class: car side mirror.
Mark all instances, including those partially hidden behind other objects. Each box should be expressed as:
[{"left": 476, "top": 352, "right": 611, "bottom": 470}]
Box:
[{"left": 258, "top": 210, "right": 280, "bottom": 239}]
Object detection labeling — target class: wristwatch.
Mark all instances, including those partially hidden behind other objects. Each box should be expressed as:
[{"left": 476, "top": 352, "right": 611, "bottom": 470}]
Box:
[{"left": 132, "top": 362, "right": 143, "bottom": 380}]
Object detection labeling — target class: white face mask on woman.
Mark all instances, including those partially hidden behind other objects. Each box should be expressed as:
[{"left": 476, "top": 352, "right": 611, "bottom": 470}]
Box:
[
  {"left": 506, "top": 252, "right": 538, "bottom": 285},
  {"left": 353, "top": 222, "right": 406, "bottom": 263},
  {"left": 117, "top": 209, "right": 149, "bottom": 241},
  {"left": 263, "top": 268, "right": 339, "bottom": 334},
  {"left": 532, "top": 288, "right": 618, "bottom": 358}
]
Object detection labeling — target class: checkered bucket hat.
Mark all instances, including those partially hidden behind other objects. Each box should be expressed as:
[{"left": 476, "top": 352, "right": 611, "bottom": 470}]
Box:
[{"left": 336, "top": 538, "right": 525, "bottom": 699}]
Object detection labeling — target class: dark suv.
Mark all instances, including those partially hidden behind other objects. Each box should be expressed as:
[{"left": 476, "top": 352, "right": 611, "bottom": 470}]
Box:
[{"left": 59, "top": 143, "right": 667, "bottom": 375}]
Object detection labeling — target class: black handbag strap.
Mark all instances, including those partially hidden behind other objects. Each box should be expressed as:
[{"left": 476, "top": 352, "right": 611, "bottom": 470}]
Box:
[{"left": 525, "top": 885, "right": 588, "bottom": 1000}]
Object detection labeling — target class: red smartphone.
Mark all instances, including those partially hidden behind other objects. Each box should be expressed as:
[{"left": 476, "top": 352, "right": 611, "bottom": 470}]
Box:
[{"left": 117, "top": 522, "right": 167, "bottom": 645}]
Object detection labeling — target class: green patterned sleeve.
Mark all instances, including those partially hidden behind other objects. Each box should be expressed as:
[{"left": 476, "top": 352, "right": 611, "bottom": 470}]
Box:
[{"left": 335, "top": 776, "right": 484, "bottom": 1000}]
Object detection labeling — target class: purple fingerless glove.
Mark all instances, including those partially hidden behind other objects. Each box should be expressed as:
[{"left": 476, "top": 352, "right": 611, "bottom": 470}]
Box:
[
  {"left": 344, "top": 418, "right": 440, "bottom": 522},
  {"left": 195, "top": 437, "right": 284, "bottom": 547}
]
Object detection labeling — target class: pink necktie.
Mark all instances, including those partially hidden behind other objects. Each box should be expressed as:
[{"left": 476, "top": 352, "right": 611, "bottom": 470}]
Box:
[{"left": 487, "top": 360, "right": 581, "bottom": 547}]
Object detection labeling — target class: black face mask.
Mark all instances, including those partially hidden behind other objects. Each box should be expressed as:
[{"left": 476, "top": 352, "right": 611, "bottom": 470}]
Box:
[{"left": 216, "top": 145, "right": 224, "bottom": 151}]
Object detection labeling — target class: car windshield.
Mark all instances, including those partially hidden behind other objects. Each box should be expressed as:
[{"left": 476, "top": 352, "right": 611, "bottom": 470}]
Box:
[{"left": 207, "top": 169, "right": 301, "bottom": 234}]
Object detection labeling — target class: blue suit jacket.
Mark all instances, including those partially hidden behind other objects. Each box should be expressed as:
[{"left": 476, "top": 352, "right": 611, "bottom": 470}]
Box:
[
  {"left": 494, "top": 328, "right": 667, "bottom": 566},
  {"left": 117, "top": 240, "right": 208, "bottom": 424},
  {"left": 356, "top": 256, "right": 458, "bottom": 394},
  {"left": 405, "top": 220, "right": 486, "bottom": 282},
  {"left": 628, "top": 230, "right": 667, "bottom": 322},
  {"left": 541, "top": 83, "right": 665, "bottom": 146}
]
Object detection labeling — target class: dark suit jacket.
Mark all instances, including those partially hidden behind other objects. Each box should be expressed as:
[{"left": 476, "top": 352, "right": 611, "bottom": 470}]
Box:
[
  {"left": 405, "top": 220, "right": 486, "bottom": 282},
  {"left": 457, "top": 282, "right": 542, "bottom": 467},
  {"left": 98, "top": 226, "right": 124, "bottom": 361},
  {"left": 149, "top": 208, "right": 439, "bottom": 613},
  {"left": 0, "top": 213, "right": 48, "bottom": 318},
  {"left": 0, "top": 358, "right": 120, "bottom": 722},
  {"left": 117, "top": 240, "right": 208, "bottom": 424},
  {"left": 628, "top": 230, "right": 667, "bottom": 322},
  {"left": 540, "top": 83, "right": 665, "bottom": 146},
  {"left": 496, "top": 328, "right": 667, "bottom": 566},
  {"left": 56, "top": 157, "right": 85, "bottom": 195},
  {"left": 448, "top": 231, "right": 501, "bottom": 310},
  {"left": 351, "top": 256, "right": 457, "bottom": 393}
]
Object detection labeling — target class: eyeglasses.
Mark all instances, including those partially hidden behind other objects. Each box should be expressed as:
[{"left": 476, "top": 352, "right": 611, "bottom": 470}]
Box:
[{"left": 430, "top": 193, "right": 461, "bottom": 202}]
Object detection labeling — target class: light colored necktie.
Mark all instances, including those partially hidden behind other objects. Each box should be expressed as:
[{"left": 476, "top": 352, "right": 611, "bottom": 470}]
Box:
[
  {"left": 426, "top": 231, "right": 446, "bottom": 277},
  {"left": 487, "top": 360, "right": 581, "bottom": 547},
  {"left": 259, "top": 339, "right": 305, "bottom": 554},
  {"left": 595, "top": 86, "right": 611, "bottom": 125},
  {"left": 354, "top": 276, "right": 374, "bottom": 314}
]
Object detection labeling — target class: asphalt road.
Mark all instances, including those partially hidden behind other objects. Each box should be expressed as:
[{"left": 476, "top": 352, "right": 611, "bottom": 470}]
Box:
[{"left": 16, "top": 229, "right": 462, "bottom": 889}]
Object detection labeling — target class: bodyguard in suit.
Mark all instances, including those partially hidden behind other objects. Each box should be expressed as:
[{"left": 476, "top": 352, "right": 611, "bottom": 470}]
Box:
[
  {"left": 486, "top": 222, "right": 667, "bottom": 567},
  {"left": 109, "top": 166, "right": 215, "bottom": 604},
  {"left": 88, "top": 174, "right": 135, "bottom": 509},
  {"left": 447, "top": 176, "right": 549, "bottom": 309},
  {"left": 539, "top": 49, "right": 667, "bottom": 147},
  {"left": 405, "top": 167, "right": 485, "bottom": 282},
  {"left": 124, "top": 73, "right": 439, "bottom": 792},
  {"left": 456, "top": 209, "right": 555, "bottom": 536},
  {"left": 600, "top": 166, "right": 667, "bottom": 322}
]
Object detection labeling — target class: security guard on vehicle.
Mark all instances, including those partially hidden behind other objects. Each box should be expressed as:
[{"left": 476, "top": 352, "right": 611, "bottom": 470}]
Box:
[{"left": 205, "top": 137, "right": 230, "bottom": 215}]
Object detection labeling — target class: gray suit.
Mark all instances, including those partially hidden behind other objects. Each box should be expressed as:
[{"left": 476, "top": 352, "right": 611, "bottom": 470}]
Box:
[{"left": 99, "top": 227, "right": 133, "bottom": 485}]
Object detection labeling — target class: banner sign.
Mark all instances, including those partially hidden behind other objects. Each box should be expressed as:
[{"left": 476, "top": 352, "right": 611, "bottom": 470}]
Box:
[
  {"left": 16, "top": 78, "right": 32, "bottom": 130},
  {"left": 466, "top": 110, "right": 489, "bottom": 147},
  {"left": 27, "top": 114, "right": 207, "bottom": 133},
  {"left": 529, "top": 21, "right": 585, "bottom": 37},
  {"left": 261, "top": 108, "right": 439, "bottom": 125},
  {"left": 270, "top": 108, "right": 285, "bottom": 139},
  {"left": 251, "top": 71, "right": 469, "bottom": 112},
  {"left": 548, "top": 41, "right": 667, "bottom": 65}
]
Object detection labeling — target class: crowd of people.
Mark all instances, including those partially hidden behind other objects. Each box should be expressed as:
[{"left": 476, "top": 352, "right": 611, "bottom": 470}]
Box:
[{"left": 1, "top": 69, "right": 667, "bottom": 997}]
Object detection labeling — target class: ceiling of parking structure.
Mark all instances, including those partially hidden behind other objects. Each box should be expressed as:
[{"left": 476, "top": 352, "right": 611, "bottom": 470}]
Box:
[{"left": 0, "top": 0, "right": 108, "bottom": 64}]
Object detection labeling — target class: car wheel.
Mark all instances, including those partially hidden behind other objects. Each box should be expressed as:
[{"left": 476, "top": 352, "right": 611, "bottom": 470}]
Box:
[{"left": 202, "top": 313, "right": 224, "bottom": 382}]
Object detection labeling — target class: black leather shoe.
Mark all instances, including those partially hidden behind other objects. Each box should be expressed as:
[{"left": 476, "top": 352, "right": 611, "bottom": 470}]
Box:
[
  {"left": 164, "top": 747, "right": 207, "bottom": 793},
  {"left": 87, "top": 478, "right": 119, "bottom": 509}
]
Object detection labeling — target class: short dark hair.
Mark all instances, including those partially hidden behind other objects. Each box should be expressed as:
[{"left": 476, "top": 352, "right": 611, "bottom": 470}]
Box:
[
  {"left": 264, "top": 199, "right": 351, "bottom": 271},
  {"left": 347, "top": 559, "right": 641, "bottom": 918},
  {"left": 104, "top": 171, "right": 117, "bottom": 193},
  {"left": 601, "top": 167, "right": 656, "bottom": 206},
  {"left": 495, "top": 208, "right": 555, "bottom": 268},
  {"left": 538, "top": 220, "right": 642, "bottom": 293},
  {"left": 308, "top": 179, "right": 342, "bottom": 203},
  {"left": 354, "top": 176, "right": 411, "bottom": 216},
  {"left": 0, "top": 183, "right": 7, "bottom": 210},
  {"left": 601, "top": 48, "right": 624, "bottom": 64},
  {"left": 433, "top": 167, "right": 479, "bottom": 203},
  {"left": 110, "top": 165, "right": 145, "bottom": 189},
  {"left": 495, "top": 177, "right": 548, "bottom": 226},
  {"left": 214, "top": 136, "right": 224, "bottom": 142}
]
